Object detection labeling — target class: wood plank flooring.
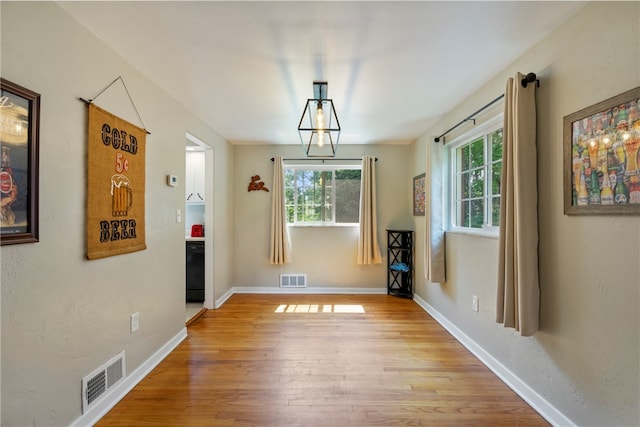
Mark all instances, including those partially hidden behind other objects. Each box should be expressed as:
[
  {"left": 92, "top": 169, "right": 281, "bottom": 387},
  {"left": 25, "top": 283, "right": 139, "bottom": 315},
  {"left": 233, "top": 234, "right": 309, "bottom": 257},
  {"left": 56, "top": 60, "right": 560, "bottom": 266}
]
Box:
[{"left": 97, "top": 294, "right": 549, "bottom": 426}]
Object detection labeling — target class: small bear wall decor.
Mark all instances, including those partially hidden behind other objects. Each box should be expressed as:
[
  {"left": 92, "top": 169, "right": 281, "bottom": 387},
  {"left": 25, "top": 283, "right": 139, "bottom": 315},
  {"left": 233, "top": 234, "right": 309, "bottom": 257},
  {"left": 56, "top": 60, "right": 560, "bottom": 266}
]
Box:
[{"left": 248, "top": 175, "right": 269, "bottom": 192}]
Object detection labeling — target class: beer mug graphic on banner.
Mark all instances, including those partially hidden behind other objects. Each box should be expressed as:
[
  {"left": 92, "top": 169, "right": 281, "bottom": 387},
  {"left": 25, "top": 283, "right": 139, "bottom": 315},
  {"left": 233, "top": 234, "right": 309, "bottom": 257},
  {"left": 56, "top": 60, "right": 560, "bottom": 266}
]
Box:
[{"left": 111, "top": 174, "right": 133, "bottom": 217}]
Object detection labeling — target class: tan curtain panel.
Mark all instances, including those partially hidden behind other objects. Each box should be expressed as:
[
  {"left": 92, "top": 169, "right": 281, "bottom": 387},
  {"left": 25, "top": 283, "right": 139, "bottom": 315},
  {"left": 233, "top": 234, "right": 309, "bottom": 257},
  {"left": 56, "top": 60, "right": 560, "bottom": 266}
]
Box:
[
  {"left": 86, "top": 103, "right": 146, "bottom": 260},
  {"left": 357, "top": 156, "right": 382, "bottom": 265},
  {"left": 426, "top": 139, "right": 446, "bottom": 283},
  {"left": 496, "top": 72, "right": 540, "bottom": 336},
  {"left": 269, "top": 156, "right": 291, "bottom": 264}
]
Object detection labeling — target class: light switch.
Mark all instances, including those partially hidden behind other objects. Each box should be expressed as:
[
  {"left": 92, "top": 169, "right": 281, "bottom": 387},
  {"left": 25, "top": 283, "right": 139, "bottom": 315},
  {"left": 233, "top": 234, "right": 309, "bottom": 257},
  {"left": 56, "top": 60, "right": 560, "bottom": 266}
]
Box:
[
  {"left": 131, "top": 312, "right": 139, "bottom": 333},
  {"left": 176, "top": 208, "right": 182, "bottom": 223}
]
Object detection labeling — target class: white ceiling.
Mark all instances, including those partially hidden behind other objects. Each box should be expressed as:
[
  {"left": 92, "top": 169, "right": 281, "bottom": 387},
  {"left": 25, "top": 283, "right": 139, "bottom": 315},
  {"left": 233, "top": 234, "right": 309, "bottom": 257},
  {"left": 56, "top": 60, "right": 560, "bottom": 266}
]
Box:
[{"left": 58, "top": 1, "right": 585, "bottom": 146}]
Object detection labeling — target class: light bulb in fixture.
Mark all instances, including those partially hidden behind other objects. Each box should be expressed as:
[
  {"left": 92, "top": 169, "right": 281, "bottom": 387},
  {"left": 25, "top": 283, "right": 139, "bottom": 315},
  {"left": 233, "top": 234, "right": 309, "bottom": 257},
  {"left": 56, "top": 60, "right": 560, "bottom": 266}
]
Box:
[
  {"left": 316, "top": 102, "right": 325, "bottom": 147},
  {"left": 316, "top": 103, "right": 324, "bottom": 129}
]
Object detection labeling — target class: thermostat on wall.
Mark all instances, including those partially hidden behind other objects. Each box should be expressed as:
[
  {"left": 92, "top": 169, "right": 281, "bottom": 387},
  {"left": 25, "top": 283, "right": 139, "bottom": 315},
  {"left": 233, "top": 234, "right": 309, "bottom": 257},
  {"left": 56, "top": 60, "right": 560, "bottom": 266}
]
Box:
[{"left": 167, "top": 174, "right": 178, "bottom": 187}]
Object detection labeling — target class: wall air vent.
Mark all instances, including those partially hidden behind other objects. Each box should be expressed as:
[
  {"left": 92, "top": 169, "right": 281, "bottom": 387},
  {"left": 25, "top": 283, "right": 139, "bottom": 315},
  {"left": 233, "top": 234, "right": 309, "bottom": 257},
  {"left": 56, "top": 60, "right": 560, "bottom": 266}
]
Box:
[
  {"left": 81, "top": 351, "right": 126, "bottom": 414},
  {"left": 280, "top": 274, "right": 307, "bottom": 288}
]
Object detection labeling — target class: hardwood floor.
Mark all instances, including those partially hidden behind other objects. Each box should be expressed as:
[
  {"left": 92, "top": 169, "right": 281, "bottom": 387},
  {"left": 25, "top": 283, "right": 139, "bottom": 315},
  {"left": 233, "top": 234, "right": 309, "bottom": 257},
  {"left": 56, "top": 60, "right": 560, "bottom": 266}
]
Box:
[{"left": 97, "top": 294, "right": 549, "bottom": 426}]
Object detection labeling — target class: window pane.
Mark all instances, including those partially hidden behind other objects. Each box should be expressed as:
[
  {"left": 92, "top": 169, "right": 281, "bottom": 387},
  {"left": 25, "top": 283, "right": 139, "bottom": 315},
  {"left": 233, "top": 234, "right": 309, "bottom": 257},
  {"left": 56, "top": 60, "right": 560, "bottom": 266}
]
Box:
[
  {"left": 470, "top": 199, "right": 484, "bottom": 228},
  {"left": 492, "top": 195, "right": 500, "bottom": 225},
  {"left": 295, "top": 203, "right": 304, "bottom": 221},
  {"left": 461, "top": 171, "right": 470, "bottom": 199},
  {"left": 285, "top": 167, "right": 360, "bottom": 224},
  {"left": 470, "top": 168, "right": 484, "bottom": 198},
  {"left": 335, "top": 169, "right": 361, "bottom": 223},
  {"left": 460, "top": 145, "right": 469, "bottom": 171},
  {"left": 284, "top": 169, "right": 294, "bottom": 185},
  {"left": 451, "top": 126, "right": 501, "bottom": 232},
  {"left": 492, "top": 162, "right": 502, "bottom": 195},
  {"left": 470, "top": 138, "right": 484, "bottom": 168},
  {"left": 491, "top": 129, "right": 503, "bottom": 161},
  {"left": 458, "top": 200, "right": 469, "bottom": 227},
  {"left": 310, "top": 205, "right": 321, "bottom": 221}
]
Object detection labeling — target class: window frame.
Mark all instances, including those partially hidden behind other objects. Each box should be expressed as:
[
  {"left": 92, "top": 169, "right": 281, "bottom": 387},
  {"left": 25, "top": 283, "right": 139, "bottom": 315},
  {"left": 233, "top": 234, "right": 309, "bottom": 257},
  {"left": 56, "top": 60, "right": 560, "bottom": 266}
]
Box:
[
  {"left": 446, "top": 115, "right": 504, "bottom": 237},
  {"left": 284, "top": 163, "right": 362, "bottom": 227}
]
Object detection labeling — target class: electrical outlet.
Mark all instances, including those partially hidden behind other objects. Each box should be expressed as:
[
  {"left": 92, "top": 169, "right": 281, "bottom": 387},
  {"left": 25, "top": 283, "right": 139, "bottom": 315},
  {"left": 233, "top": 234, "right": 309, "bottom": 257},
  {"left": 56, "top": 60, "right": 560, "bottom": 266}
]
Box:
[
  {"left": 131, "top": 312, "right": 139, "bottom": 333},
  {"left": 472, "top": 296, "right": 479, "bottom": 313}
]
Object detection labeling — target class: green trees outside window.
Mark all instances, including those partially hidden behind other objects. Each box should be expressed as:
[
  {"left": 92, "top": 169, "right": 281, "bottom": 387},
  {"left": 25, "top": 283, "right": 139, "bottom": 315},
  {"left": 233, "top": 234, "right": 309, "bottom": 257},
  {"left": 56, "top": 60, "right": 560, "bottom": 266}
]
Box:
[
  {"left": 453, "top": 127, "right": 503, "bottom": 230},
  {"left": 284, "top": 167, "right": 361, "bottom": 225}
]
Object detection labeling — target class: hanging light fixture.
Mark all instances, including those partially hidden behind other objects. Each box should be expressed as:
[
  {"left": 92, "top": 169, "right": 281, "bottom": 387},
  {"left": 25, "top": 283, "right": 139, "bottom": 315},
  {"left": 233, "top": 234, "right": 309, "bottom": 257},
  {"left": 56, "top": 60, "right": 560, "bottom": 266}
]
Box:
[{"left": 298, "top": 81, "right": 341, "bottom": 157}]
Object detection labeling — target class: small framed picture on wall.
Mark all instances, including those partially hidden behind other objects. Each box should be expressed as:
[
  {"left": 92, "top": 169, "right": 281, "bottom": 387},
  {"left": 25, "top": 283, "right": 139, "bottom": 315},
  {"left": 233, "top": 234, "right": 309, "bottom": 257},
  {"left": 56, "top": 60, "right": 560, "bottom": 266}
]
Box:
[
  {"left": 413, "top": 173, "right": 426, "bottom": 216},
  {"left": 0, "top": 78, "right": 40, "bottom": 245},
  {"left": 563, "top": 86, "right": 640, "bottom": 215}
]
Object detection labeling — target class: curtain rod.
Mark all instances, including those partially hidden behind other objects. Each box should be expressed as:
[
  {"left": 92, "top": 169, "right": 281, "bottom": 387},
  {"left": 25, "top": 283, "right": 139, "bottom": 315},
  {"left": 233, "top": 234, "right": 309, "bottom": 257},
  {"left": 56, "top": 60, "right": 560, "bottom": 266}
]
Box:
[
  {"left": 434, "top": 72, "right": 539, "bottom": 144},
  {"left": 271, "top": 157, "right": 377, "bottom": 162}
]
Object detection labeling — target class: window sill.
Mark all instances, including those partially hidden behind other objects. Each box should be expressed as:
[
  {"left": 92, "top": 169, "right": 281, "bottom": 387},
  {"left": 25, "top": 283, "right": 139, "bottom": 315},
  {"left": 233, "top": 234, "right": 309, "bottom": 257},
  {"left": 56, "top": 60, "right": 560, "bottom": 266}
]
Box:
[{"left": 446, "top": 227, "right": 499, "bottom": 239}]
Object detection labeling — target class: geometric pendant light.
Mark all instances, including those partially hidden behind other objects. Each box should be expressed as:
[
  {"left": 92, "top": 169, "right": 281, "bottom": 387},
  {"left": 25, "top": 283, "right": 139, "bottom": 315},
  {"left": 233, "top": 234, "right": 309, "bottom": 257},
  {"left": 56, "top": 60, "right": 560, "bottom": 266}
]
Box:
[{"left": 297, "top": 81, "right": 341, "bottom": 157}]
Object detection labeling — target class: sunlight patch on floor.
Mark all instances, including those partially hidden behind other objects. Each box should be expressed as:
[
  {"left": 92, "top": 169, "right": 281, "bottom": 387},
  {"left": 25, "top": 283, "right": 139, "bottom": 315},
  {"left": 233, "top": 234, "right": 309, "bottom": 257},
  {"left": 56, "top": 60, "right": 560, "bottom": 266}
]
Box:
[{"left": 275, "top": 304, "right": 365, "bottom": 313}]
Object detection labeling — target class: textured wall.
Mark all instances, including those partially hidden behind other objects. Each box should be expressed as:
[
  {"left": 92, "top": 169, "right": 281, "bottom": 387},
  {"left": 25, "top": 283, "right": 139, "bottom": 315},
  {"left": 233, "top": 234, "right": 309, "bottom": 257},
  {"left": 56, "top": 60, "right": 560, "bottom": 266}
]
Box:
[
  {"left": 232, "top": 144, "right": 412, "bottom": 289},
  {"left": 0, "top": 3, "right": 233, "bottom": 425},
  {"left": 411, "top": 2, "right": 640, "bottom": 426}
]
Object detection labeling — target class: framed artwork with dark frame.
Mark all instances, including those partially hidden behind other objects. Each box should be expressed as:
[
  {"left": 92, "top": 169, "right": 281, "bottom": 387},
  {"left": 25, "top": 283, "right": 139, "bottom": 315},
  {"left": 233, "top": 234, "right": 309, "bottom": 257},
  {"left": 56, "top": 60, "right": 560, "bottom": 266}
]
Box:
[
  {"left": 0, "top": 78, "right": 40, "bottom": 245},
  {"left": 413, "top": 173, "right": 426, "bottom": 216},
  {"left": 563, "top": 86, "right": 640, "bottom": 215}
]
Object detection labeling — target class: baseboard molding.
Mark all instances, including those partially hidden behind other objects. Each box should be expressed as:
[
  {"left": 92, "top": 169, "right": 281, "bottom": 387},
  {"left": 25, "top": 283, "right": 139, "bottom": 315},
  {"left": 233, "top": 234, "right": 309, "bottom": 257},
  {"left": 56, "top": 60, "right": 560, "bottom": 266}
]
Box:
[
  {"left": 215, "top": 287, "right": 234, "bottom": 308},
  {"left": 231, "top": 286, "right": 387, "bottom": 295},
  {"left": 214, "top": 286, "right": 387, "bottom": 308},
  {"left": 185, "top": 308, "right": 207, "bottom": 327},
  {"left": 412, "top": 294, "right": 575, "bottom": 427},
  {"left": 71, "top": 327, "right": 188, "bottom": 427}
]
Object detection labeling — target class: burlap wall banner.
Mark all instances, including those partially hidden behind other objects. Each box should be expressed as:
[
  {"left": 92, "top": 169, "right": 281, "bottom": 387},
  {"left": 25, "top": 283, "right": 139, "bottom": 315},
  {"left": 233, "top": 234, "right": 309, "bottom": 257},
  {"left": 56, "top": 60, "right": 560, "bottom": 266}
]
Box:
[{"left": 87, "top": 103, "right": 146, "bottom": 260}]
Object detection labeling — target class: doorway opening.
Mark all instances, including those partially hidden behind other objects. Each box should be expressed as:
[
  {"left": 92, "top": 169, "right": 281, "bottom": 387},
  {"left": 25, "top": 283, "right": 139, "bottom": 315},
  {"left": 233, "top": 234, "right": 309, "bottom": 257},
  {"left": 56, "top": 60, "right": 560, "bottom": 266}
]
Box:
[{"left": 185, "top": 132, "right": 214, "bottom": 324}]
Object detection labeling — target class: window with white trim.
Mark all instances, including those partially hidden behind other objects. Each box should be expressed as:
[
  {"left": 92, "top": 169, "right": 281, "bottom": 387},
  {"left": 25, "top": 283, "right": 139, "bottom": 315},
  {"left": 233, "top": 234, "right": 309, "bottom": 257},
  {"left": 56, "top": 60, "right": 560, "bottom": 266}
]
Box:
[
  {"left": 449, "top": 119, "right": 503, "bottom": 233},
  {"left": 284, "top": 165, "right": 361, "bottom": 225}
]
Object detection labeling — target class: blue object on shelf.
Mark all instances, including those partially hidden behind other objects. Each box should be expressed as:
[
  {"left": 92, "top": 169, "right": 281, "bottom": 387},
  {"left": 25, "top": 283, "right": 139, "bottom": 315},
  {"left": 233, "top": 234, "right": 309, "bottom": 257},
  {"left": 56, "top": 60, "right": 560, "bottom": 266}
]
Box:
[{"left": 389, "top": 262, "right": 410, "bottom": 272}]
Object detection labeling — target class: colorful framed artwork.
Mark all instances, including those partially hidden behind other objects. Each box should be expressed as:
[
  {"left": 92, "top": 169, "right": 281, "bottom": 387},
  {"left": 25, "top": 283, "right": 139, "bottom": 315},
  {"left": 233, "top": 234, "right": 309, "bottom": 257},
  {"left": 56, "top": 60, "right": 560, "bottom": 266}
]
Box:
[
  {"left": 564, "top": 86, "right": 640, "bottom": 215},
  {"left": 413, "top": 173, "right": 426, "bottom": 216},
  {"left": 0, "top": 78, "right": 40, "bottom": 245}
]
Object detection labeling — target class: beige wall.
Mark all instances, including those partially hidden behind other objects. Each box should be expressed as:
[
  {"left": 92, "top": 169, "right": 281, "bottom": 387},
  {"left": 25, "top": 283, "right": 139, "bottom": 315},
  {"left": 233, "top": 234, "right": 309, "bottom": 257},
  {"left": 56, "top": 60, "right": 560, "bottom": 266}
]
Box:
[
  {"left": 0, "top": 3, "right": 234, "bottom": 426},
  {"left": 2, "top": 1, "right": 638, "bottom": 426},
  {"left": 232, "top": 144, "right": 412, "bottom": 289},
  {"left": 410, "top": 2, "right": 639, "bottom": 426}
]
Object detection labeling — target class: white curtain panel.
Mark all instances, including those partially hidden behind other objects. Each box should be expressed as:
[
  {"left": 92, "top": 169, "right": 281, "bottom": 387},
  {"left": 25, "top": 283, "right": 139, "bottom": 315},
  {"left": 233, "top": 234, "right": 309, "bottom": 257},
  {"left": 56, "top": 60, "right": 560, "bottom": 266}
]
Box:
[
  {"left": 269, "top": 156, "right": 291, "bottom": 264},
  {"left": 357, "top": 156, "right": 382, "bottom": 265},
  {"left": 425, "top": 139, "right": 446, "bottom": 283},
  {"left": 496, "top": 72, "right": 540, "bottom": 336}
]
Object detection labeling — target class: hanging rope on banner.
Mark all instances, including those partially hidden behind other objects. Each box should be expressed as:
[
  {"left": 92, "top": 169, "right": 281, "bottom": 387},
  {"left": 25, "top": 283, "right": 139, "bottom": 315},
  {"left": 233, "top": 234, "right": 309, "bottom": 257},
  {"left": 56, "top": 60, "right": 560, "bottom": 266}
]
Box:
[{"left": 79, "top": 76, "right": 151, "bottom": 135}]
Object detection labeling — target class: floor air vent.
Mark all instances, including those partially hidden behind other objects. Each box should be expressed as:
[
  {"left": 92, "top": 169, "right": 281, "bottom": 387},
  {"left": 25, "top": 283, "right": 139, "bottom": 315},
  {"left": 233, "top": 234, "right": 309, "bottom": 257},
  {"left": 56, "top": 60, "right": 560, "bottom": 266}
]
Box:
[
  {"left": 82, "top": 351, "right": 126, "bottom": 414},
  {"left": 280, "top": 274, "right": 307, "bottom": 288}
]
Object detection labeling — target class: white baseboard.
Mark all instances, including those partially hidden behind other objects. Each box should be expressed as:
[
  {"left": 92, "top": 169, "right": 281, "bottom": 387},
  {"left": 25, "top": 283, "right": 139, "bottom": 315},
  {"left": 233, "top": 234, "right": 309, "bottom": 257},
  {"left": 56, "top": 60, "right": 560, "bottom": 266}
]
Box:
[
  {"left": 214, "top": 286, "right": 387, "bottom": 308},
  {"left": 231, "top": 286, "right": 387, "bottom": 295},
  {"left": 71, "top": 327, "right": 188, "bottom": 427},
  {"left": 214, "top": 287, "right": 234, "bottom": 308},
  {"left": 412, "top": 294, "right": 575, "bottom": 427}
]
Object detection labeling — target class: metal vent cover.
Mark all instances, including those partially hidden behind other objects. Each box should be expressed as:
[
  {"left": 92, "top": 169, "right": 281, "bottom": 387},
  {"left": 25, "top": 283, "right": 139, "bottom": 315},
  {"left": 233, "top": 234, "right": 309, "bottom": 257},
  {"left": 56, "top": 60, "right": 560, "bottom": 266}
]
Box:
[
  {"left": 86, "top": 371, "right": 106, "bottom": 406},
  {"left": 82, "top": 351, "right": 126, "bottom": 414},
  {"left": 280, "top": 274, "right": 307, "bottom": 288},
  {"left": 106, "top": 356, "right": 124, "bottom": 388}
]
